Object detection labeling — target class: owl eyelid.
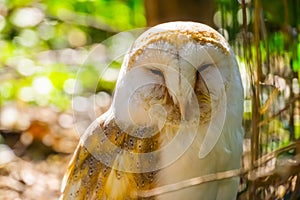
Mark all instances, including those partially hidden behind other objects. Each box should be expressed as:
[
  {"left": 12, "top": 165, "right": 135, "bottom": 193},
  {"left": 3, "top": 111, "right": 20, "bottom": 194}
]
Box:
[
  {"left": 149, "top": 68, "right": 164, "bottom": 78},
  {"left": 198, "top": 64, "right": 212, "bottom": 73}
]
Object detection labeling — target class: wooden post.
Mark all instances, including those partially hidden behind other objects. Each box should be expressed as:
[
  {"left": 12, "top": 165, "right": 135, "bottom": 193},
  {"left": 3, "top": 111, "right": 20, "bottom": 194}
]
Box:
[{"left": 144, "top": 0, "right": 215, "bottom": 27}]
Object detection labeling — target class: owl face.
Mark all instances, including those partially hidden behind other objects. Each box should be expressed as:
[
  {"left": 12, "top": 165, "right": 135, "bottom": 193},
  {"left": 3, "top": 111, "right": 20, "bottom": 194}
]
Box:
[{"left": 111, "top": 22, "right": 241, "bottom": 131}]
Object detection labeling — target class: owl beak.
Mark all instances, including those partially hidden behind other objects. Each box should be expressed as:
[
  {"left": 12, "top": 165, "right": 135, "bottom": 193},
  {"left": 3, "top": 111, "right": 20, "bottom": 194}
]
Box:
[{"left": 178, "top": 97, "right": 187, "bottom": 120}]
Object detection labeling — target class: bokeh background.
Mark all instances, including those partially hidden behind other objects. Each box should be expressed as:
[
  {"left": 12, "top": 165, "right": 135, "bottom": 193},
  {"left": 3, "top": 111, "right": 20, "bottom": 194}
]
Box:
[{"left": 0, "top": 0, "right": 299, "bottom": 199}]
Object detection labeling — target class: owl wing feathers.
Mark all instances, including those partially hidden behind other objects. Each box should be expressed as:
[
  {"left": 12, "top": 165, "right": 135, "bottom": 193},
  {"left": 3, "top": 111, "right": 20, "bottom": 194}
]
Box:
[
  {"left": 60, "top": 123, "right": 109, "bottom": 199},
  {"left": 60, "top": 115, "right": 159, "bottom": 200}
]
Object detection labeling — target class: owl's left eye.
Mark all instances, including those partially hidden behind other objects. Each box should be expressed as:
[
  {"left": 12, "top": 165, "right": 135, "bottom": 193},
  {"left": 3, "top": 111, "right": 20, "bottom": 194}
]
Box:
[
  {"left": 198, "top": 63, "right": 212, "bottom": 73},
  {"left": 149, "top": 68, "right": 164, "bottom": 78}
]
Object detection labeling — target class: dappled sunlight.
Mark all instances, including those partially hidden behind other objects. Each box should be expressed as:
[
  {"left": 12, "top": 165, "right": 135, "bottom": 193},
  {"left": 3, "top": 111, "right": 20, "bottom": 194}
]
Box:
[{"left": 0, "top": 0, "right": 299, "bottom": 199}]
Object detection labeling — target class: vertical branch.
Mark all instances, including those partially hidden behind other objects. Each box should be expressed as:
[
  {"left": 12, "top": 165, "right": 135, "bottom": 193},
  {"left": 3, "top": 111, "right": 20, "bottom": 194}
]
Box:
[
  {"left": 249, "top": 0, "right": 262, "bottom": 199},
  {"left": 252, "top": 0, "right": 262, "bottom": 166}
]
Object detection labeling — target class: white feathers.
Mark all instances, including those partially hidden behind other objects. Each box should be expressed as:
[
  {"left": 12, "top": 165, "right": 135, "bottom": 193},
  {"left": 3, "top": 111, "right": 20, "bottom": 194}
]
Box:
[
  {"left": 113, "top": 21, "right": 243, "bottom": 198},
  {"left": 120, "top": 22, "right": 243, "bottom": 199}
]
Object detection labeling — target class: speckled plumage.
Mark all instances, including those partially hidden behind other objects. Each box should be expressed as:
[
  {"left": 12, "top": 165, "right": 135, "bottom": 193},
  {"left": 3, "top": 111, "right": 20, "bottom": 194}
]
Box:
[{"left": 60, "top": 21, "right": 244, "bottom": 200}]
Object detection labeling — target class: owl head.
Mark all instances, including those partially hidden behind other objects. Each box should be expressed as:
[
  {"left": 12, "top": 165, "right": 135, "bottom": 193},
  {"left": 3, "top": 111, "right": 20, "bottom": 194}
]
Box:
[{"left": 106, "top": 21, "right": 243, "bottom": 159}]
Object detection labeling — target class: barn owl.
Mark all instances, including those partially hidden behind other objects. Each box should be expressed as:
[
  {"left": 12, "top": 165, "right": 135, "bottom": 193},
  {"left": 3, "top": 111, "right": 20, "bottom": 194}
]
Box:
[{"left": 60, "top": 21, "right": 244, "bottom": 200}]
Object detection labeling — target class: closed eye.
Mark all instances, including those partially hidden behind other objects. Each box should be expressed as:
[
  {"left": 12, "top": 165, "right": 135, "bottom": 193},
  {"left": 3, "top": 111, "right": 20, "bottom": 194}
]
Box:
[
  {"left": 149, "top": 68, "right": 164, "bottom": 78},
  {"left": 198, "top": 64, "right": 211, "bottom": 73}
]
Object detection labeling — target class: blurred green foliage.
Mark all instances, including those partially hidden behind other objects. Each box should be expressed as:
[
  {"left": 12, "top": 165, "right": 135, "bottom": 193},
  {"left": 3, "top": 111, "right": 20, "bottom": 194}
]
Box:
[
  {"left": 0, "top": 0, "right": 146, "bottom": 111},
  {"left": 1, "top": 0, "right": 300, "bottom": 152},
  {"left": 214, "top": 0, "right": 300, "bottom": 154}
]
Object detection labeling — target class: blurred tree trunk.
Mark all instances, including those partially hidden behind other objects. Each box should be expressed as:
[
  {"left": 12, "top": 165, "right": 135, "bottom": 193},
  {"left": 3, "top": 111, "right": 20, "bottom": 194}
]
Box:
[{"left": 144, "top": 0, "right": 215, "bottom": 27}]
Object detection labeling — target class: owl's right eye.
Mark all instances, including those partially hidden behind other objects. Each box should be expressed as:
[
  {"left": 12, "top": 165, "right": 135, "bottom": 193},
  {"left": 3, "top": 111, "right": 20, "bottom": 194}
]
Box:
[{"left": 149, "top": 68, "right": 164, "bottom": 78}]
